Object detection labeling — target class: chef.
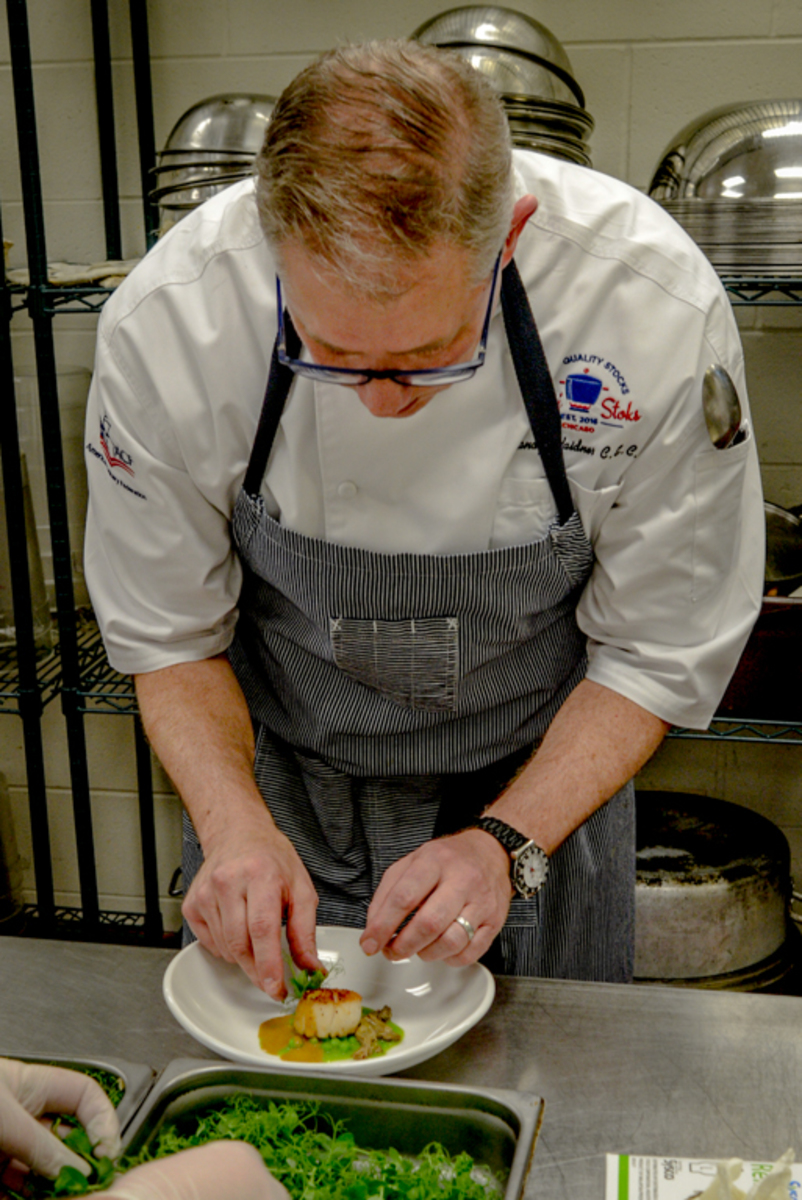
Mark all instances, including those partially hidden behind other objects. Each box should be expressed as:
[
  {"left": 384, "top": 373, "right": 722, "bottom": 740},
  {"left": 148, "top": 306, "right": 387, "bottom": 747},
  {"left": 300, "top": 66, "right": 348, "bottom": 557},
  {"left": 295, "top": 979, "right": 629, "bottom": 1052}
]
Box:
[{"left": 84, "top": 39, "right": 763, "bottom": 997}]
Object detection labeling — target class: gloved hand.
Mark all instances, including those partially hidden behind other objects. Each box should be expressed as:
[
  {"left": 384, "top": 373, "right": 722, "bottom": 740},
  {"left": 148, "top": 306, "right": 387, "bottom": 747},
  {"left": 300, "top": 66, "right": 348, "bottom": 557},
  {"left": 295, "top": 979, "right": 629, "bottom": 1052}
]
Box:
[
  {"left": 0, "top": 1056, "right": 121, "bottom": 1185},
  {"left": 96, "top": 1142, "right": 290, "bottom": 1200}
]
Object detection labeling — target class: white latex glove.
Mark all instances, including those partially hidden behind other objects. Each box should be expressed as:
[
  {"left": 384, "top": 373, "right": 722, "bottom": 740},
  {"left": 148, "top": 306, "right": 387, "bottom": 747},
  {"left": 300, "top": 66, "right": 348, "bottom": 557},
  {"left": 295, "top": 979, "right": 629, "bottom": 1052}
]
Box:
[
  {"left": 0, "top": 1057, "right": 121, "bottom": 1183},
  {"left": 96, "top": 1142, "right": 290, "bottom": 1200}
]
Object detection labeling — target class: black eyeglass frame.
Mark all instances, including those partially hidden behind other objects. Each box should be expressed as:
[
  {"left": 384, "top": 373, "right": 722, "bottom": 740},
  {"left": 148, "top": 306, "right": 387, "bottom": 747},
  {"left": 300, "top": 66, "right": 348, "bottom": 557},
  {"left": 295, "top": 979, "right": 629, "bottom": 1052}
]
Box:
[{"left": 275, "top": 251, "right": 502, "bottom": 388}]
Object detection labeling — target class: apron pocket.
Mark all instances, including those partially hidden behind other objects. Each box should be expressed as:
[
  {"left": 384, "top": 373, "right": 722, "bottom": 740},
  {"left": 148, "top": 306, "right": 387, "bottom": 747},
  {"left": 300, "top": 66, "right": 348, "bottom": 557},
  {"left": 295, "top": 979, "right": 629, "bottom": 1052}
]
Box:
[{"left": 330, "top": 615, "right": 459, "bottom": 711}]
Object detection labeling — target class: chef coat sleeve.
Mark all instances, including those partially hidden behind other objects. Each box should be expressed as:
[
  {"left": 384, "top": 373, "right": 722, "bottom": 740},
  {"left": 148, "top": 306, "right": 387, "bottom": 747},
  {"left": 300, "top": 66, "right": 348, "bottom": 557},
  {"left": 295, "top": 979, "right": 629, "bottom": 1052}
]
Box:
[
  {"left": 575, "top": 298, "right": 765, "bottom": 731},
  {"left": 83, "top": 322, "right": 243, "bottom": 676}
]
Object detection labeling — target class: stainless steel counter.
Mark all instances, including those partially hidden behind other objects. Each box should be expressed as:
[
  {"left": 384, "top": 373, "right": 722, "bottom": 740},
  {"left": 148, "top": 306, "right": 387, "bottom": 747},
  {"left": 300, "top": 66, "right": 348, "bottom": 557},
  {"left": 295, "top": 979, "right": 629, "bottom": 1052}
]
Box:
[{"left": 3, "top": 937, "right": 802, "bottom": 1199}]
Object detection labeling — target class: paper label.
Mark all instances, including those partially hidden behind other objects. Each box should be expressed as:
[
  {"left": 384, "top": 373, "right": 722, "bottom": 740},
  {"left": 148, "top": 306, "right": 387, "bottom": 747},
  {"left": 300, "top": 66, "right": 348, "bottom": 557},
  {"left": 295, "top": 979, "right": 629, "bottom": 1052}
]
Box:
[{"left": 605, "top": 1156, "right": 802, "bottom": 1200}]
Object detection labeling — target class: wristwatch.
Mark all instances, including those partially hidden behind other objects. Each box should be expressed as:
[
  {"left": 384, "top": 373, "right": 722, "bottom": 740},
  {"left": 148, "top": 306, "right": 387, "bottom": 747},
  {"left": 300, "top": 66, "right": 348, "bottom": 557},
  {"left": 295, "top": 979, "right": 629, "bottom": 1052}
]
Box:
[{"left": 476, "top": 815, "right": 549, "bottom": 898}]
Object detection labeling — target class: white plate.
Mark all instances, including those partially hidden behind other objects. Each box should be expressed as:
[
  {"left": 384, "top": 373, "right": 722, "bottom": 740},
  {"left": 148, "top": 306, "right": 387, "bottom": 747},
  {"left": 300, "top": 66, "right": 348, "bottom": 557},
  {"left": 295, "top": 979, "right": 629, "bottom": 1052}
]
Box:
[{"left": 163, "top": 926, "right": 495, "bottom": 1077}]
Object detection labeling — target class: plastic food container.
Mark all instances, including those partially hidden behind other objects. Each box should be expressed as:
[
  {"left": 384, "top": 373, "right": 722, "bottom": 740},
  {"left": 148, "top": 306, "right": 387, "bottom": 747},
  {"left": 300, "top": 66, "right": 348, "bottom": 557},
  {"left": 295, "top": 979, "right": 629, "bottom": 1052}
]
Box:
[
  {"left": 121, "top": 1058, "right": 543, "bottom": 1200},
  {"left": 2, "top": 1051, "right": 155, "bottom": 1129}
]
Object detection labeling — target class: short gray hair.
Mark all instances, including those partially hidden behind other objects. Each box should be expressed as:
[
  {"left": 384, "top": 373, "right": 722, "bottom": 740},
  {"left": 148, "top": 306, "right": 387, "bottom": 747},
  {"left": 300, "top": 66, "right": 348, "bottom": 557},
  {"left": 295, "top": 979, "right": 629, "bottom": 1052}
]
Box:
[{"left": 254, "top": 39, "right": 514, "bottom": 297}]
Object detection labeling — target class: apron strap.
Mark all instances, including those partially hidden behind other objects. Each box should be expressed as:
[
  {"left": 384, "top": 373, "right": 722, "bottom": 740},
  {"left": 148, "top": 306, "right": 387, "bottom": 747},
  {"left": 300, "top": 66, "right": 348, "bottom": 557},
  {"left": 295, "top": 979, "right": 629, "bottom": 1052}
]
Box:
[
  {"left": 242, "top": 311, "right": 301, "bottom": 497},
  {"left": 243, "top": 263, "right": 575, "bottom": 528},
  {"left": 500, "top": 259, "right": 575, "bottom": 527}
]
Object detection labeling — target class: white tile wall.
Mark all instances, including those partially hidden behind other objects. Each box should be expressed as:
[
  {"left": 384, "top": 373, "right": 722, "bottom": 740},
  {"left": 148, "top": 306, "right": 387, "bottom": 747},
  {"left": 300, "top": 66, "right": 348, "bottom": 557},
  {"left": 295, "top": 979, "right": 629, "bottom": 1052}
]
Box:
[{"left": 1, "top": 0, "right": 801, "bottom": 932}]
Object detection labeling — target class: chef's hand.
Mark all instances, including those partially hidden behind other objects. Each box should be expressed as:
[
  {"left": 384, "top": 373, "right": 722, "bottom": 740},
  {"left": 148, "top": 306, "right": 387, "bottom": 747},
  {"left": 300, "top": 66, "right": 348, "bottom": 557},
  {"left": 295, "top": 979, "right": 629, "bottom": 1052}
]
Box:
[
  {"left": 360, "top": 828, "right": 512, "bottom": 966},
  {"left": 95, "top": 1142, "right": 289, "bottom": 1200},
  {"left": 0, "top": 1057, "right": 121, "bottom": 1191},
  {"left": 182, "top": 814, "right": 323, "bottom": 1000}
]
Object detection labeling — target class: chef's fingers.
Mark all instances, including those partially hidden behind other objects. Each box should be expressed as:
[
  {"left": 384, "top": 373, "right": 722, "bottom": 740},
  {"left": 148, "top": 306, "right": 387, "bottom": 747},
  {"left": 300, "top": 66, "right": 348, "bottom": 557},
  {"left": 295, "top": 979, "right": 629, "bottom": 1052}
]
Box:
[
  {"left": 0, "top": 1152, "right": 30, "bottom": 1195},
  {"left": 95, "top": 1142, "right": 290, "bottom": 1200},
  {"left": 186, "top": 892, "right": 279, "bottom": 1001},
  {"left": 439, "top": 916, "right": 498, "bottom": 966},
  {"left": 363, "top": 831, "right": 513, "bottom": 962},
  {"left": 0, "top": 1082, "right": 90, "bottom": 1181},
  {"left": 234, "top": 879, "right": 286, "bottom": 999},
  {"left": 284, "top": 884, "right": 323, "bottom": 978},
  {"left": 182, "top": 870, "right": 240, "bottom": 965},
  {"left": 0, "top": 1060, "right": 121, "bottom": 1163},
  {"left": 386, "top": 890, "right": 487, "bottom": 962},
  {"left": 183, "top": 857, "right": 265, "bottom": 984},
  {"left": 409, "top": 905, "right": 483, "bottom": 961},
  {"left": 399, "top": 903, "right": 501, "bottom": 967},
  {"left": 196, "top": 859, "right": 259, "bottom": 978},
  {"left": 194, "top": 871, "right": 285, "bottom": 1000},
  {"left": 361, "top": 854, "right": 443, "bottom": 957},
  {"left": 182, "top": 832, "right": 321, "bottom": 998},
  {"left": 59, "top": 1075, "right": 121, "bottom": 1161},
  {"left": 245, "top": 862, "right": 323, "bottom": 998}
]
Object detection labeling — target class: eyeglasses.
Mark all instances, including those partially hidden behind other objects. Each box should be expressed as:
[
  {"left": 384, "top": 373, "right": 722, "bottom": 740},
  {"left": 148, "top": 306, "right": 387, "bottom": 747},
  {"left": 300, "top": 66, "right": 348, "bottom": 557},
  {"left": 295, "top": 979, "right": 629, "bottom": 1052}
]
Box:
[{"left": 275, "top": 251, "right": 502, "bottom": 389}]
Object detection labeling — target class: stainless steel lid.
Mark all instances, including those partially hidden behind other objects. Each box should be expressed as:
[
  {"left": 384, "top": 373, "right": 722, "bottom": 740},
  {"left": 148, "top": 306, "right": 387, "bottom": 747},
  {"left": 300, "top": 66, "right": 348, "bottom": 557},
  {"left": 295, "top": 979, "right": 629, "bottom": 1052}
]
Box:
[
  {"left": 413, "top": 4, "right": 578, "bottom": 84},
  {"left": 436, "top": 42, "right": 581, "bottom": 105},
  {"left": 161, "top": 93, "right": 276, "bottom": 156},
  {"left": 412, "top": 8, "right": 592, "bottom": 166},
  {"left": 649, "top": 99, "right": 802, "bottom": 201},
  {"left": 152, "top": 93, "right": 275, "bottom": 234},
  {"left": 648, "top": 99, "right": 802, "bottom": 274},
  {"left": 765, "top": 502, "right": 802, "bottom": 592}
]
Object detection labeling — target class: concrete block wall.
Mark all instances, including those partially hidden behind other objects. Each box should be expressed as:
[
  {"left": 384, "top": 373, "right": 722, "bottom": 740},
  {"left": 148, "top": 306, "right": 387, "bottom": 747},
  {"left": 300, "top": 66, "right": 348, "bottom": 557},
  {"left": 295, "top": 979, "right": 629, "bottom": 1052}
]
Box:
[{"left": 0, "top": 0, "right": 800, "bottom": 929}]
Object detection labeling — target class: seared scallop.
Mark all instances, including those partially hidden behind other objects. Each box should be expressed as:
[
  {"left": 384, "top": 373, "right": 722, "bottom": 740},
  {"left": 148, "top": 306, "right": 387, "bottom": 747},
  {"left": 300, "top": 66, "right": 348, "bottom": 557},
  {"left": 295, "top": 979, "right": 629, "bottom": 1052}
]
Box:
[{"left": 292, "top": 988, "right": 363, "bottom": 1039}]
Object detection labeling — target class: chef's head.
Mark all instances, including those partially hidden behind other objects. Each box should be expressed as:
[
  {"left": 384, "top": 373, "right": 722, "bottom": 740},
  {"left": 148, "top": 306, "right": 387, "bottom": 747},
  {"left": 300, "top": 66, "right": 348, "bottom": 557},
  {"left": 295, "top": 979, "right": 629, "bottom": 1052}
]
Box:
[{"left": 254, "top": 40, "right": 537, "bottom": 418}]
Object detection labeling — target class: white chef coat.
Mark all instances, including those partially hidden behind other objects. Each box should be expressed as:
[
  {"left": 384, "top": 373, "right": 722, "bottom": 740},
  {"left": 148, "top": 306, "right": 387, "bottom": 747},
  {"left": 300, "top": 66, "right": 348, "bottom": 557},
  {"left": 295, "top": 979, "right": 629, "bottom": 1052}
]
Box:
[{"left": 84, "top": 150, "right": 764, "bottom": 729}]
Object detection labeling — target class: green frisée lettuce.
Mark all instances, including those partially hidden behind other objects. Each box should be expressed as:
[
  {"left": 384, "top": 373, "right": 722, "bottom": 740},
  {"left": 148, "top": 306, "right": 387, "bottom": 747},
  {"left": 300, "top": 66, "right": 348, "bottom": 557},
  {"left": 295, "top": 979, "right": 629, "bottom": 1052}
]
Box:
[{"left": 121, "top": 1095, "right": 505, "bottom": 1200}]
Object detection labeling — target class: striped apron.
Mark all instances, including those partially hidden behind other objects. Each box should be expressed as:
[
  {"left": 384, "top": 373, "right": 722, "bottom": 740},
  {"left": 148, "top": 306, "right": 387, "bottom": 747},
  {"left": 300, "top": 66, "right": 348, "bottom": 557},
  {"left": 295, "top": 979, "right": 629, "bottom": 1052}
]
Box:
[{"left": 183, "top": 261, "right": 635, "bottom": 981}]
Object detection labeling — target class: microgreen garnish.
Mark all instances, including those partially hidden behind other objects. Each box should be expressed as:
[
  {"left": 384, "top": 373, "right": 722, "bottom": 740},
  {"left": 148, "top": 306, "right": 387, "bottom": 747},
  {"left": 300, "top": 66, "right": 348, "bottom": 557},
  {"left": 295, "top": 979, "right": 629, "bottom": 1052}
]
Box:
[
  {"left": 282, "top": 950, "right": 343, "bottom": 1005},
  {"left": 288, "top": 967, "right": 328, "bottom": 999},
  {"left": 120, "top": 1095, "right": 504, "bottom": 1200}
]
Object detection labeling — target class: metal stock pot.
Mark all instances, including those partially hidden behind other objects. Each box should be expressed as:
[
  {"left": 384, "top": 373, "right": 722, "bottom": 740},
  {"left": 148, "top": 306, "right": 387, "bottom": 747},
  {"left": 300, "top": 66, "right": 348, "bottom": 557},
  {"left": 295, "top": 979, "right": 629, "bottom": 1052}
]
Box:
[{"left": 635, "top": 791, "right": 795, "bottom": 990}]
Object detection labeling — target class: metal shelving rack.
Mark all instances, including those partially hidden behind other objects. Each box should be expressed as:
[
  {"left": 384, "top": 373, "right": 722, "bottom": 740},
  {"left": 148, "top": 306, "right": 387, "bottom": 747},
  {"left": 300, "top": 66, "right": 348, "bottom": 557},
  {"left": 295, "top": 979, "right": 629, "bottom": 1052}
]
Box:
[
  {"left": 669, "top": 275, "right": 802, "bottom": 747},
  {"left": 672, "top": 715, "right": 802, "bottom": 745},
  {"left": 720, "top": 276, "right": 802, "bottom": 305},
  {"left": 1, "top": 0, "right": 174, "bottom": 944},
  {"left": 0, "top": 1, "right": 799, "bottom": 943}
]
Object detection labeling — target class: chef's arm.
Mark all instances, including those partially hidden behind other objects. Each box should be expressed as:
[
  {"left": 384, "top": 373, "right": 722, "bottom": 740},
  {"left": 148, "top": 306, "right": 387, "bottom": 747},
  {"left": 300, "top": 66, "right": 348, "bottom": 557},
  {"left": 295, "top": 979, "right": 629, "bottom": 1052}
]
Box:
[
  {"left": 135, "top": 655, "right": 262, "bottom": 846},
  {"left": 483, "top": 677, "right": 669, "bottom": 853},
  {"left": 362, "top": 678, "right": 667, "bottom": 964},
  {"left": 134, "top": 655, "right": 322, "bottom": 996}
]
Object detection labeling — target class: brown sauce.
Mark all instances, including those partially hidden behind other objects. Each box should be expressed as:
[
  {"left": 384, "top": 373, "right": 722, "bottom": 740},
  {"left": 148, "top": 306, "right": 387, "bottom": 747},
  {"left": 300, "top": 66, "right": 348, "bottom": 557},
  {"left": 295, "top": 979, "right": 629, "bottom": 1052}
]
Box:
[{"left": 258, "top": 1013, "right": 324, "bottom": 1062}]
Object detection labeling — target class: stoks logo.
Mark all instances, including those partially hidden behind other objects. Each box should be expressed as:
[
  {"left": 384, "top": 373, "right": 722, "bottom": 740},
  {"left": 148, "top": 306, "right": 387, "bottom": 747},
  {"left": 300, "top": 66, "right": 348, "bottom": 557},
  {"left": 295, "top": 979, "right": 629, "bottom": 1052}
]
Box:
[{"left": 558, "top": 355, "right": 640, "bottom": 434}]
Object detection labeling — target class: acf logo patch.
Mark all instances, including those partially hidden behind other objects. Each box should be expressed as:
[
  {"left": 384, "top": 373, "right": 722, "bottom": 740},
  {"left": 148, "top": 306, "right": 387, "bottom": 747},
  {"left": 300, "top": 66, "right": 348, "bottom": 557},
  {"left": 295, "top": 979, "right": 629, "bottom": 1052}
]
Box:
[
  {"left": 86, "top": 414, "right": 147, "bottom": 501},
  {"left": 558, "top": 354, "right": 640, "bottom": 434}
]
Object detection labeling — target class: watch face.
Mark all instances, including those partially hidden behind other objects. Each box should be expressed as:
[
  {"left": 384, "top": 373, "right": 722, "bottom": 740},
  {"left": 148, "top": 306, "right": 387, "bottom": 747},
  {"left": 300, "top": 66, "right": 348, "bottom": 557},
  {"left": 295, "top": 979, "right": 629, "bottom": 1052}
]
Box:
[{"left": 513, "top": 843, "right": 549, "bottom": 897}]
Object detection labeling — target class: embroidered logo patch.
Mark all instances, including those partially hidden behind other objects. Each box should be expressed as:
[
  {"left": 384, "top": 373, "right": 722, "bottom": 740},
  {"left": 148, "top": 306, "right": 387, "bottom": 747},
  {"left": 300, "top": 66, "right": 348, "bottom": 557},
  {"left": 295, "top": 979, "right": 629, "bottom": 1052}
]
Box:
[
  {"left": 86, "top": 414, "right": 147, "bottom": 500},
  {"left": 98, "top": 414, "right": 135, "bottom": 475},
  {"left": 558, "top": 355, "right": 640, "bottom": 435}
]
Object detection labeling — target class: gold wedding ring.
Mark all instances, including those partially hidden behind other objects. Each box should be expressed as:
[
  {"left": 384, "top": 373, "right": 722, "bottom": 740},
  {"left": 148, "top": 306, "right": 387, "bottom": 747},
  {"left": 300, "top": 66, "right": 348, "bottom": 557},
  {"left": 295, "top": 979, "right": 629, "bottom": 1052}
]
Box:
[{"left": 454, "top": 914, "right": 476, "bottom": 943}]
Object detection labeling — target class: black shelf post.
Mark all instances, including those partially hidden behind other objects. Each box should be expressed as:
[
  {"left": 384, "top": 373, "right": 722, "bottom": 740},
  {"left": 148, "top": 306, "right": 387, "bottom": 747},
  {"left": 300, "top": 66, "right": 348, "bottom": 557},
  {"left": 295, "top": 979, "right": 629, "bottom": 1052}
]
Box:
[
  {"left": 90, "top": 0, "right": 123, "bottom": 263},
  {"left": 129, "top": 0, "right": 159, "bottom": 249},
  {"left": 6, "top": 0, "right": 101, "bottom": 929},
  {"left": 0, "top": 200, "right": 55, "bottom": 925}
]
